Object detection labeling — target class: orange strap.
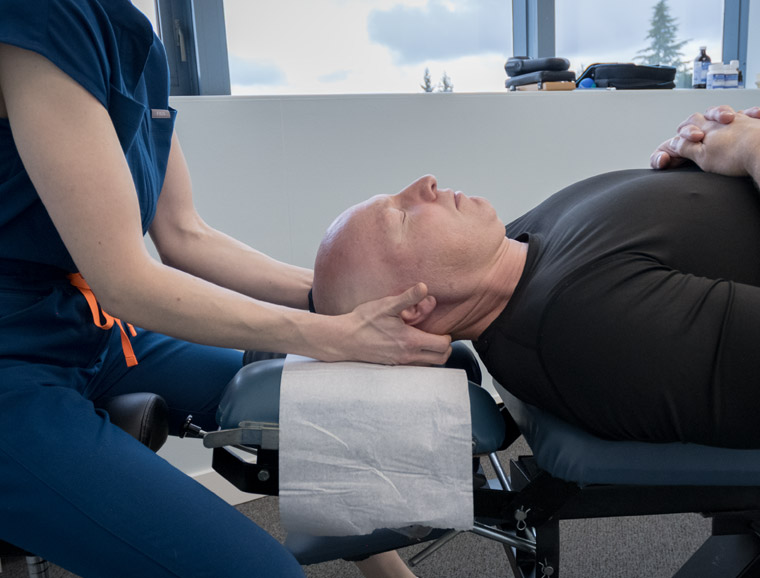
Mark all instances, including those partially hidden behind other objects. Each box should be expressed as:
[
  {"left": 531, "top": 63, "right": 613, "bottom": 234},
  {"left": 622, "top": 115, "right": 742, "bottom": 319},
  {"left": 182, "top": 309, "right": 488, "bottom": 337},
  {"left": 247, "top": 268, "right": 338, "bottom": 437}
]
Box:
[{"left": 67, "top": 273, "right": 138, "bottom": 367}]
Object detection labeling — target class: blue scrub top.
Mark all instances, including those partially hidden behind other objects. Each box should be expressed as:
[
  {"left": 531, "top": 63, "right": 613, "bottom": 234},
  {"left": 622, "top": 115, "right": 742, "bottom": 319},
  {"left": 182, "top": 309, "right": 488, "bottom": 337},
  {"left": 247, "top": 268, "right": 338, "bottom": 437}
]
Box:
[{"left": 0, "top": 0, "right": 176, "bottom": 272}]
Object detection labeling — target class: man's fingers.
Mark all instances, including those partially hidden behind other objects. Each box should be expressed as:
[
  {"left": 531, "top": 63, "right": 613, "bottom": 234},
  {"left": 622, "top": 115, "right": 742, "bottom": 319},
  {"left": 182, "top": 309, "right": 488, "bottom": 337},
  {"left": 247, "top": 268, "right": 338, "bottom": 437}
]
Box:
[
  {"left": 668, "top": 135, "right": 701, "bottom": 163},
  {"left": 671, "top": 107, "right": 735, "bottom": 146},
  {"left": 676, "top": 112, "right": 705, "bottom": 133},
  {"left": 651, "top": 138, "right": 690, "bottom": 170},
  {"left": 651, "top": 149, "right": 670, "bottom": 169},
  {"left": 653, "top": 106, "right": 743, "bottom": 170},
  {"left": 704, "top": 105, "right": 736, "bottom": 124},
  {"left": 651, "top": 151, "right": 688, "bottom": 170},
  {"left": 678, "top": 124, "right": 705, "bottom": 142}
]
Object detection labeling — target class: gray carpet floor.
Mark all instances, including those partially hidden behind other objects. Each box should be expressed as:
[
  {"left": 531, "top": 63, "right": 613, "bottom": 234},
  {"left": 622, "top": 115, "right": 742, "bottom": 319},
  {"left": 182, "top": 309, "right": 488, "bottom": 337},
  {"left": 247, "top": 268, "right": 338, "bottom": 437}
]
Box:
[{"left": 1, "top": 438, "right": 713, "bottom": 577}]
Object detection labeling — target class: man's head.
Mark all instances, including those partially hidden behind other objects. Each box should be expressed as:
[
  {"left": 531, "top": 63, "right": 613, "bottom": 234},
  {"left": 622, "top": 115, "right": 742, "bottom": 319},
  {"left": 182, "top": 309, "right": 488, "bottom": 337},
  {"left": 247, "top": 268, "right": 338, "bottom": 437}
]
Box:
[{"left": 313, "top": 175, "right": 509, "bottom": 336}]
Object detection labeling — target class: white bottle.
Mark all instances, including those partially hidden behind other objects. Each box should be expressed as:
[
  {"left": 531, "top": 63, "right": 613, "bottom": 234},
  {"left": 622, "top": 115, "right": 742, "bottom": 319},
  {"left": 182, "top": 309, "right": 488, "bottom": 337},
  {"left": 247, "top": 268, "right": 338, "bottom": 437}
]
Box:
[
  {"left": 707, "top": 62, "right": 726, "bottom": 90},
  {"left": 705, "top": 65, "right": 712, "bottom": 89}
]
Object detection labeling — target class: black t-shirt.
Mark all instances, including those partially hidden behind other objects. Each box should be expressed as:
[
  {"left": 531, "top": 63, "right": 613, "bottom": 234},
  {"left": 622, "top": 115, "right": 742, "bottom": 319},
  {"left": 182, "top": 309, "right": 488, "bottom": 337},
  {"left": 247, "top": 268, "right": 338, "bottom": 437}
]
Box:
[{"left": 474, "top": 168, "right": 760, "bottom": 448}]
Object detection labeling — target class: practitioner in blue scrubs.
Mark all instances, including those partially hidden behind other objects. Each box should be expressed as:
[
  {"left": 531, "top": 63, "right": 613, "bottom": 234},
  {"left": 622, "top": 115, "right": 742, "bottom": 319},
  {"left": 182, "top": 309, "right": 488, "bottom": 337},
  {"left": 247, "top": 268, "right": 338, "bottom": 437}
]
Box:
[{"left": 0, "top": 1, "right": 451, "bottom": 576}]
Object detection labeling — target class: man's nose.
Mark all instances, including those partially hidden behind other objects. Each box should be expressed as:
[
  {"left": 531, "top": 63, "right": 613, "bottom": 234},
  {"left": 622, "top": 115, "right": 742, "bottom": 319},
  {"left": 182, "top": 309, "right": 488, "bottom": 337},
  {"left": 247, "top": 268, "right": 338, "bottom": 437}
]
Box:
[{"left": 407, "top": 175, "right": 438, "bottom": 202}]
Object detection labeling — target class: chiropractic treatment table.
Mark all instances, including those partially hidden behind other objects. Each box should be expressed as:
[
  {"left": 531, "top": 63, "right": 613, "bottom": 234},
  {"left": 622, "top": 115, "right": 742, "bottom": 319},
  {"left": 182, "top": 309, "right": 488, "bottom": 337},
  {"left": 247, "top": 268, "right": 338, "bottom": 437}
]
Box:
[{"left": 184, "top": 343, "right": 760, "bottom": 577}]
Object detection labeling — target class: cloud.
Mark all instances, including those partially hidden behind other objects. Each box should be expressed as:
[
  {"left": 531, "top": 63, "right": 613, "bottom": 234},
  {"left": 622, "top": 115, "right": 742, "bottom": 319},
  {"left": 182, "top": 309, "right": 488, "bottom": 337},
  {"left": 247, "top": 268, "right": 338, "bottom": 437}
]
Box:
[
  {"left": 228, "top": 54, "right": 286, "bottom": 85},
  {"left": 368, "top": 0, "right": 512, "bottom": 65},
  {"left": 318, "top": 70, "right": 351, "bottom": 83}
]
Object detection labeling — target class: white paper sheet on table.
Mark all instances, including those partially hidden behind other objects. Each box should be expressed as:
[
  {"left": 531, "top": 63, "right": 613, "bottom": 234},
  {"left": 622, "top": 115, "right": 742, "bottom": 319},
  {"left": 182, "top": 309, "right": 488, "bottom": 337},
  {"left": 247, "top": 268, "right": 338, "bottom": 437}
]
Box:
[{"left": 278, "top": 355, "right": 474, "bottom": 537}]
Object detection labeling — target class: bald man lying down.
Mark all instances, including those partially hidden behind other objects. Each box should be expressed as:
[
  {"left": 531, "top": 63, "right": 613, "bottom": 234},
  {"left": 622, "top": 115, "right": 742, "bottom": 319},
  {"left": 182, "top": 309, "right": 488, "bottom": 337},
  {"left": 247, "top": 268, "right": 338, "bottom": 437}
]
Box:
[{"left": 312, "top": 105, "right": 760, "bottom": 449}]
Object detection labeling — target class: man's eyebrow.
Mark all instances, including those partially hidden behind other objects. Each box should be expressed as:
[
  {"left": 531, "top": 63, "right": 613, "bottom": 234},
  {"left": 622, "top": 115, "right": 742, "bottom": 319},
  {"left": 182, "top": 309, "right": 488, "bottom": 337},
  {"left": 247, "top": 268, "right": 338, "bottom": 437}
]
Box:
[
  {"left": 372, "top": 196, "right": 393, "bottom": 216},
  {"left": 373, "top": 196, "right": 404, "bottom": 234}
]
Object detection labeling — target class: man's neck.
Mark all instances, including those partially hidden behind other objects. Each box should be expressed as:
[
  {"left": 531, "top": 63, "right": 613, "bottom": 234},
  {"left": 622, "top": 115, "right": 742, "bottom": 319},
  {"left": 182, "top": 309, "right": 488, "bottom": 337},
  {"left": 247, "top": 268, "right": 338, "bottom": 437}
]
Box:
[{"left": 444, "top": 238, "right": 528, "bottom": 341}]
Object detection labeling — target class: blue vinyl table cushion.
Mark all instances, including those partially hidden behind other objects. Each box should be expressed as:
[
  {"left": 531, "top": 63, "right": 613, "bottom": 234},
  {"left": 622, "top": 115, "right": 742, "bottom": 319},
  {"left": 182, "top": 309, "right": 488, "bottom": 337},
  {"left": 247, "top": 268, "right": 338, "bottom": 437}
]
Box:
[{"left": 496, "top": 382, "right": 760, "bottom": 487}]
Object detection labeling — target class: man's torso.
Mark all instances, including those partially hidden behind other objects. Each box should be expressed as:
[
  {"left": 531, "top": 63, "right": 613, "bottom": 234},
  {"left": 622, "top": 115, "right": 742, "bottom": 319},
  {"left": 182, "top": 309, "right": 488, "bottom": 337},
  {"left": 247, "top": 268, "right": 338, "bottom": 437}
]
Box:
[{"left": 475, "top": 168, "right": 760, "bottom": 445}]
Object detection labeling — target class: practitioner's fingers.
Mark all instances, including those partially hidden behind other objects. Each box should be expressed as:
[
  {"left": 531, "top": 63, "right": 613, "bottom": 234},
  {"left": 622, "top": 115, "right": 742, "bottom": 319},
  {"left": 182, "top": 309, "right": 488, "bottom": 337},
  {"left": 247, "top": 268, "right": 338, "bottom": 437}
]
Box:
[{"left": 344, "top": 283, "right": 452, "bottom": 366}]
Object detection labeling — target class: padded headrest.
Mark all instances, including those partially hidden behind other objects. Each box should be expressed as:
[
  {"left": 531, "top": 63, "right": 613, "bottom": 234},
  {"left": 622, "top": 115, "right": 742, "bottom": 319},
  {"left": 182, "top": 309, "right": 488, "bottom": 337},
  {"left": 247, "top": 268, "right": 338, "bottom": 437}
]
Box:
[{"left": 216, "top": 358, "right": 507, "bottom": 455}]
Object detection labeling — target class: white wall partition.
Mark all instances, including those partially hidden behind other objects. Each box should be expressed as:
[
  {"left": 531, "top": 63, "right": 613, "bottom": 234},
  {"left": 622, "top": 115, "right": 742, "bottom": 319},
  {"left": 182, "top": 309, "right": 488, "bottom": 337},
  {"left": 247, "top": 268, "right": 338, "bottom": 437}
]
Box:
[{"left": 172, "top": 90, "right": 759, "bottom": 270}]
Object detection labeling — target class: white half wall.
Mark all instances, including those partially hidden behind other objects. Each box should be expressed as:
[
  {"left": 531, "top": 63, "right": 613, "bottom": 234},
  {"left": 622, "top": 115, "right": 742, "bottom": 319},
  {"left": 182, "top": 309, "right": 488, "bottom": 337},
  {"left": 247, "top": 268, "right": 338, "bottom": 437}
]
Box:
[
  {"left": 161, "top": 88, "right": 760, "bottom": 487},
  {"left": 172, "top": 89, "right": 760, "bottom": 270}
]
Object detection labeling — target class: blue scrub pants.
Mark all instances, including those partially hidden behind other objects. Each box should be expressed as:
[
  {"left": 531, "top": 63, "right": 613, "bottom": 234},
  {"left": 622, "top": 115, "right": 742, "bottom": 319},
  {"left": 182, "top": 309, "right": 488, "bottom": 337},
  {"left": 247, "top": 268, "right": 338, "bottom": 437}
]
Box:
[{"left": 0, "top": 274, "right": 304, "bottom": 577}]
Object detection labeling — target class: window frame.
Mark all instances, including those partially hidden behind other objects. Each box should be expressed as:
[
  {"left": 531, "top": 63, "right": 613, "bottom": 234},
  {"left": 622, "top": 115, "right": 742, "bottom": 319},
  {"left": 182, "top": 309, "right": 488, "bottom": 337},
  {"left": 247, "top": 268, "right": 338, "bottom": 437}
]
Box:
[
  {"left": 156, "top": 0, "right": 749, "bottom": 96},
  {"left": 157, "top": 0, "right": 231, "bottom": 95},
  {"left": 722, "top": 0, "right": 750, "bottom": 73}
]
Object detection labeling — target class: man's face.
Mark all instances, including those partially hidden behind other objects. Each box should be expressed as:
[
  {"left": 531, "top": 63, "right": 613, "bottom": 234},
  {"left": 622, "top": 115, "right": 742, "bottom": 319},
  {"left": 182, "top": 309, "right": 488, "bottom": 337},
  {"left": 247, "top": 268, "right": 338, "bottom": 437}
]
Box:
[
  {"left": 314, "top": 175, "right": 508, "bottom": 316},
  {"left": 321, "top": 175, "right": 505, "bottom": 302},
  {"left": 362, "top": 175, "right": 505, "bottom": 279}
]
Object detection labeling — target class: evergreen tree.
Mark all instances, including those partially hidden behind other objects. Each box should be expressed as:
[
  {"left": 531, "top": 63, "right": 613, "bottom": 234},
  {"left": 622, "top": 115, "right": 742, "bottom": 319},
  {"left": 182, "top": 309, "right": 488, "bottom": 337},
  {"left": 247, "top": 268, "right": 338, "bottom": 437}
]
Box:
[
  {"left": 421, "top": 68, "right": 435, "bottom": 92},
  {"left": 635, "top": 0, "right": 689, "bottom": 69},
  {"left": 421, "top": 68, "right": 455, "bottom": 92},
  {"left": 440, "top": 71, "right": 454, "bottom": 93}
]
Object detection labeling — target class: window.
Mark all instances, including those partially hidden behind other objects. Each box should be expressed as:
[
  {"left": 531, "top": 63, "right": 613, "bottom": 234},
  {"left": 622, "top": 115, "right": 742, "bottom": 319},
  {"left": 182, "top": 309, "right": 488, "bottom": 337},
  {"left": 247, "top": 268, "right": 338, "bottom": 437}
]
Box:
[
  {"left": 222, "top": 0, "right": 513, "bottom": 95},
  {"left": 157, "top": 0, "right": 751, "bottom": 96},
  {"left": 556, "top": 0, "right": 724, "bottom": 86},
  {"left": 132, "top": 0, "right": 159, "bottom": 32}
]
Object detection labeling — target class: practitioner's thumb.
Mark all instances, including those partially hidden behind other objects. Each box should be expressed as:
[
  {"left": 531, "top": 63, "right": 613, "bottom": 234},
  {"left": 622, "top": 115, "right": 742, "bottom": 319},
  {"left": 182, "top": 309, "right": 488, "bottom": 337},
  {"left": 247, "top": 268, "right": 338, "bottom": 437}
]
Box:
[{"left": 389, "top": 283, "right": 429, "bottom": 315}]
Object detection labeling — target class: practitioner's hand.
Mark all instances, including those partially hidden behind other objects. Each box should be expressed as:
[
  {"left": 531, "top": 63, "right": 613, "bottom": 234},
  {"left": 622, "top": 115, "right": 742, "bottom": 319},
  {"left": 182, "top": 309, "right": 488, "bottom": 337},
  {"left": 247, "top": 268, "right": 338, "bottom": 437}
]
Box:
[
  {"left": 650, "top": 106, "right": 760, "bottom": 181},
  {"left": 335, "top": 283, "right": 452, "bottom": 366}
]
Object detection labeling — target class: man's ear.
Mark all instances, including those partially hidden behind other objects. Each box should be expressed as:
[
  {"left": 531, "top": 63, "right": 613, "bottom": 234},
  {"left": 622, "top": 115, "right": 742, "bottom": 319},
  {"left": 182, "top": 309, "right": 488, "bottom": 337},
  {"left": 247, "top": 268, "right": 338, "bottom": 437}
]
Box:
[{"left": 399, "top": 295, "right": 437, "bottom": 326}]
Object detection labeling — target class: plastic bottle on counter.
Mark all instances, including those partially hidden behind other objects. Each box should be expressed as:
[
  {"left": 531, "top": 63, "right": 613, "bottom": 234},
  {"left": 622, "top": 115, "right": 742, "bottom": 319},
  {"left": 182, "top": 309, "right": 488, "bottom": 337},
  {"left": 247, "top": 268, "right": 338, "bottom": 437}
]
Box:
[
  {"left": 707, "top": 63, "right": 725, "bottom": 89},
  {"left": 692, "top": 46, "right": 711, "bottom": 88},
  {"left": 724, "top": 61, "right": 739, "bottom": 89}
]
